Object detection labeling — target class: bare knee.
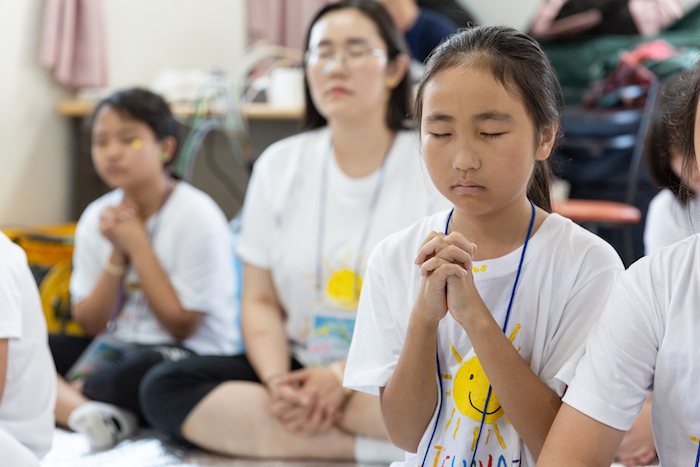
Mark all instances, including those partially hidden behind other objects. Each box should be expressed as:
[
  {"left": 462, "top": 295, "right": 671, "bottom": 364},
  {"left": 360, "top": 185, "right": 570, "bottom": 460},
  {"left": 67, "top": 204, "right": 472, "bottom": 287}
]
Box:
[
  {"left": 340, "top": 391, "right": 389, "bottom": 440},
  {"left": 181, "top": 382, "right": 355, "bottom": 460},
  {"left": 181, "top": 381, "right": 273, "bottom": 457}
]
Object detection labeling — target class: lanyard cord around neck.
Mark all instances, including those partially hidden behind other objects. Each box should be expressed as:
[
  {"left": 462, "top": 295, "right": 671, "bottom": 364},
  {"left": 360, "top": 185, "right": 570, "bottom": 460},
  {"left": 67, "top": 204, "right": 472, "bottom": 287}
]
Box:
[
  {"left": 315, "top": 135, "right": 393, "bottom": 299},
  {"left": 106, "top": 178, "right": 175, "bottom": 333},
  {"left": 421, "top": 199, "right": 536, "bottom": 467}
]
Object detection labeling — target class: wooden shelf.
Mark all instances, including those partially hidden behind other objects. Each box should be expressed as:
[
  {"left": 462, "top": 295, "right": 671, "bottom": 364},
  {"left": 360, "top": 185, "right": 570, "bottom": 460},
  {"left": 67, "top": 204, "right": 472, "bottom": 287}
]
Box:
[{"left": 56, "top": 100, "right": 303, "bottom": 120}]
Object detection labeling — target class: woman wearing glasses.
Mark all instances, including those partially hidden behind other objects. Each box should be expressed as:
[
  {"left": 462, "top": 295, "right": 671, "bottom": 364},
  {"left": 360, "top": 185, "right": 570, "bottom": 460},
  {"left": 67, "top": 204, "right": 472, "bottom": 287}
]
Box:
[{"left": 140, "top": 0, "right": 448, "bottom": 461}]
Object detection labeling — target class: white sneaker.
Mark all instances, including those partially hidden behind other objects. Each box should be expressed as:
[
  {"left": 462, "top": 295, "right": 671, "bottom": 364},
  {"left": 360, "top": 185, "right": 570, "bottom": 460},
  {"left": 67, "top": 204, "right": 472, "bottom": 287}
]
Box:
[{"left": 67, "top": 401, "right": 138, "bottom": 451}]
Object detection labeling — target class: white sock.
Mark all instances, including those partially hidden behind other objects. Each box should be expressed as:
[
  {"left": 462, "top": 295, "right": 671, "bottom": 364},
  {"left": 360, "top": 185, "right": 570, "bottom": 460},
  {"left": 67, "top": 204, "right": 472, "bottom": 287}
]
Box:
[
  {"left": 355, "top": 435, "right": 405, "bottom": 465},
  {"left": 67, "top": 401, "right": 138, "bottom": 451}
]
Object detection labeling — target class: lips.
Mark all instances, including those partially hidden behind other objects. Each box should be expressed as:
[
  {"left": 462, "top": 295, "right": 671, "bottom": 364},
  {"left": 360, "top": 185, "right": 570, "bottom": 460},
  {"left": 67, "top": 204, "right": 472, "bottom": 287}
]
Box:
[
  {"left": 326, "top": 86, "right": 350, "bottom": 97},
  {"left": 452, "top": 181, "right": 484, "bottom": 194},
  {"left": 104, "top": 166, "right": 125, "bottom": 176}
]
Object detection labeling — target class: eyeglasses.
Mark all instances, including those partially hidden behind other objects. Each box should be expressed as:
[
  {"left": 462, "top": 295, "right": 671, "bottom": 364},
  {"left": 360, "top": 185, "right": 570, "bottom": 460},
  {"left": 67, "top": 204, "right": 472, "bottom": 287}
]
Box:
[{"left": 305, "top": 44, "right": 387, "bottom": 73}]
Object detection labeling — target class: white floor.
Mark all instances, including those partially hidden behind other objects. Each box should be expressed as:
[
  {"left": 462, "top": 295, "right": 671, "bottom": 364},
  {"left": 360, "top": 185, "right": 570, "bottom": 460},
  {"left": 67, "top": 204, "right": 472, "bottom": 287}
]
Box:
[
  {"left": 41, "top": 428, "right": 366, "bottom": 467},
  {"left": 40, "top": 428, "right": 656, "bottom": 467}
]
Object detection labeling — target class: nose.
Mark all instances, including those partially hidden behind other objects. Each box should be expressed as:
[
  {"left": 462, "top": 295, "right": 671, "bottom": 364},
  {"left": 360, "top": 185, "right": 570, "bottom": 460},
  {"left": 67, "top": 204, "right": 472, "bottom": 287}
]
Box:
[
  {"left": 99, "top": 140, "right": 123, "bottom": 161},
  {"left": 453, "top": 139, "right": 480, "bottom": 172},
  {"left": 322, "top": 50, "right": 349, "bottom": 75}
]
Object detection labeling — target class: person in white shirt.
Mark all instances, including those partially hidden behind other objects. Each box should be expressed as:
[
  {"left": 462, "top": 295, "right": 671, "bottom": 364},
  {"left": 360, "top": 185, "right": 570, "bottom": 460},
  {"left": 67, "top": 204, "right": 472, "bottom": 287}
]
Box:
[
  {"left": 344, "top": 25, "right": 623, "bottom": 467},
  {"left": 139, "top": 0, "right": 448, "bottom": 463},
  {"left": 617, "top": 72, "right": 700, "bottom": 467},
  {"left": 50, "top": 88, "right": 238, "bottom": 451},
  {"left": 538, "top": 58, "right": 700, "bottom": 467},
  {"left": 644, "top": 72, "right": 700, "bottom": 256},
  {"left": 0, "top": 233, "right": 56, "bottom": 467}
]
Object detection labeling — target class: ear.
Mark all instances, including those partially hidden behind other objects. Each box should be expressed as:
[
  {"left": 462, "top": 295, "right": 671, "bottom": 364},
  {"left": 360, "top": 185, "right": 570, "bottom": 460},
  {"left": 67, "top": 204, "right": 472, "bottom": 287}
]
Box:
[
  {"left": 386, "top": 52, "right": 410, "bottom": 89},
  {"left": 159, "top": 136, "right": 177, "bottom": 163},
  {"left": 535, "top": 124, "right": 558, "bottom": 161}
]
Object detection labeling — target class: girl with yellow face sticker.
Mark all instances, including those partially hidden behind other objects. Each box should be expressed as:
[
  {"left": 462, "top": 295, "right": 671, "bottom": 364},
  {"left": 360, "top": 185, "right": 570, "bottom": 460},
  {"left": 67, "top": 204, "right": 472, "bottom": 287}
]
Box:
[{"left": 51, "top": 88, "right": 239, "bottom": 451}]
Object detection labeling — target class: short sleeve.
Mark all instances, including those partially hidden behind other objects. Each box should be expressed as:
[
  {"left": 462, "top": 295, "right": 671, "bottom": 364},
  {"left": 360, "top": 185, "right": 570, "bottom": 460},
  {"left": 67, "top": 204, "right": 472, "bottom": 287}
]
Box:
[
  {"left": 0, "top": 243, "right": 26, "bottom": 339},
  {"left": 69, "top": 202, "right": 109, "bottom": 304},
  {"left": 644, "top": 191, "right": 673, "bottom": 255},
  {"left": 545, "top": 244, "right": 624, "bottom": 396},
  {"left": 237, "top": 158, "right": 276, "bottom": 269},
  {"left": 563, "top": 268, "right": 659, "bottom": 431},
  {"left": 168, "top": 202, "right": 234, "bottom": 314},
  {"left": 344, "top": 248, "right": 404, "bottom": 395},
  {"left": 643, "top": 190, "right": 694, "bottom": 255}
]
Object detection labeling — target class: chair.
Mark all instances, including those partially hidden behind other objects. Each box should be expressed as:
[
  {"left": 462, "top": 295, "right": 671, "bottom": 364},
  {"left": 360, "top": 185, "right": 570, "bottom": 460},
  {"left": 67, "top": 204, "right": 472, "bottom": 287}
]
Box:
[
  {"left": 1, "top": 223, "right": 84, "bottom": 336},
  {"left": 552, "top": 80, "right": 660, "bottom": 265}
]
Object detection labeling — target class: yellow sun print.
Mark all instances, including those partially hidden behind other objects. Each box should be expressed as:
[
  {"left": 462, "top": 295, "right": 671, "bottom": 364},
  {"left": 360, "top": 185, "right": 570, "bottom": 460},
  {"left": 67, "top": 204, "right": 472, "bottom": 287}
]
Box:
[
  {"left": 326, "top": 269, "right": 363, "bottom": 309},
  {"left": 453, "top": 355, "right": 504, "bottom": 423},
  {"left": 443, "top": 325, "right": 522, "bottom": 448}
]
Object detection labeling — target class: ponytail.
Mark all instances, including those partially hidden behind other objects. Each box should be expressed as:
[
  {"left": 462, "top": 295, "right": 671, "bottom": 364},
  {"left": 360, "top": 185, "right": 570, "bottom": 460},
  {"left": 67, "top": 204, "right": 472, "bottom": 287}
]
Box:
[{"left": 528, "top": 160, "right": 552, "bottom": 213}]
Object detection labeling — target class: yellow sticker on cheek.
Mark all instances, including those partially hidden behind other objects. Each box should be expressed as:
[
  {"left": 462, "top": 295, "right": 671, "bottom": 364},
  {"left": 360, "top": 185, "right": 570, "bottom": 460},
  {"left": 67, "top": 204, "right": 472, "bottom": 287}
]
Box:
[{"left": 132, "top": 139, "right": 142, "bottom": 149}]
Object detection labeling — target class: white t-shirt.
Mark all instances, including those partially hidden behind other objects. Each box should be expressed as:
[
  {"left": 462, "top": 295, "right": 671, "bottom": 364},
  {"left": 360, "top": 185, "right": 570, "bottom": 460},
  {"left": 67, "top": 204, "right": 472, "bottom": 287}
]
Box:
[
  {"left": 644, "top": 188, "right": 700, "bottom": 255},
  {"left": 238, "top": 128, "right": 449, "bottom": 366},
  {"left": 345, "top": 211, "right": 623, "bottom": 467},
  {"left": 564, "top": 233, "right": 700, "bottom": 466},
  {"left": 70, "top": 181, "right": 241, "bottom": 355},
  {"left": 0, "top": 233, "right": 56, "bottom": 459}
]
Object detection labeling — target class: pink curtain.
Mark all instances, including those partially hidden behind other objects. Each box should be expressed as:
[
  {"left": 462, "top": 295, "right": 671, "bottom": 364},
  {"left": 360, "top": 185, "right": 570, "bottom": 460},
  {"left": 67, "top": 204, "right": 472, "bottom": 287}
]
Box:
[
  {"left": 247, "top": 0, "right": 332, "bottom": 50},
  {"left": 40, "top": 0, "right": 108, "bottom": 89}
]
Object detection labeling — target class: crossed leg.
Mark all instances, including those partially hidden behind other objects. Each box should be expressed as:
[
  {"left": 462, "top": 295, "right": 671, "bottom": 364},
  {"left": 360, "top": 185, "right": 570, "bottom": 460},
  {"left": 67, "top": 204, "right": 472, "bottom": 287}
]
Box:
[{"left": 180, "top": 381, "right": 388, "bottom": 459}]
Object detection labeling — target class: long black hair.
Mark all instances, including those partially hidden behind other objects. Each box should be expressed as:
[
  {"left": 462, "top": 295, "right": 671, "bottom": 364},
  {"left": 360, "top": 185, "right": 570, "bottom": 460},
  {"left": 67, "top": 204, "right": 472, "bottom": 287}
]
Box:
[
  {"left": 645, "top": 73, "right": 695, "bottom": 205},
  {"left": 302, "top": 0, "right": 411, "bottom": 131},
  {"left": 667, "top": 63, "right": 700, "bottom": 204}
]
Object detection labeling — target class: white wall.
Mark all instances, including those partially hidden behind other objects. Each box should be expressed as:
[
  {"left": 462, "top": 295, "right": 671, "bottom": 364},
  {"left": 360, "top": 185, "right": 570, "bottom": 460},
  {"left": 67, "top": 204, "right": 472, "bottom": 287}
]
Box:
[
  {"left": 0, "top": 0, "right": 71, "bottom": 226},
  {"left": 457, "top": 0, "right": 539, "bottom": 29},
  {"left": 102, "top": 0, "right": 247, "bottom": 89},
  {"left": 0, "top": 0, "right": 247, "bottom": 227}
]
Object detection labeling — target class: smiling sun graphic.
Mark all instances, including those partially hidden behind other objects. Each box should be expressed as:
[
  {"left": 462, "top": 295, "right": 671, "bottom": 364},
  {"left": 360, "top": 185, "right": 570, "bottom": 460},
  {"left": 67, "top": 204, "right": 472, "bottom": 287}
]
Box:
[
  {"left": 454, "top": 354, "right": 504, "bottom": 424},
  {"left": 443, "top": 325, "right": 521, "bottom": 451}
]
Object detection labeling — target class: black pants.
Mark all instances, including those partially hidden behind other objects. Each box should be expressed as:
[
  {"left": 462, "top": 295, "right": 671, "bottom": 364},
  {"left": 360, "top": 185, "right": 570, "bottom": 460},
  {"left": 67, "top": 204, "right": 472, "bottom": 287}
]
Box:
[
  {"left": 49, "top": 334, "right": 194, "bottom": 423},
  {"left": 139, "top": 353, "right": 303, "bottom": 438}
]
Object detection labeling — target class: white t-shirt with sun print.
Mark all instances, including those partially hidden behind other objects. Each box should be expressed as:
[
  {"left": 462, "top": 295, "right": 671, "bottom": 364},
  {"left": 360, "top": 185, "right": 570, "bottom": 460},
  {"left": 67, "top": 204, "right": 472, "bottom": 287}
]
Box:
[
  {"left": 237, "top": 127, "right": 449, "bottom": 367},
  {"left": 344, "top": 211, "right": 623, "bottom": 467}
]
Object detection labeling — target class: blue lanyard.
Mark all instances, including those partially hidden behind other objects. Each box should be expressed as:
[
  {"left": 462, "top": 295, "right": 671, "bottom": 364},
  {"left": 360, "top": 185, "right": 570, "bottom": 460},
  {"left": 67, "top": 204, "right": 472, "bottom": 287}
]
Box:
[
  {"left": 421, "top": 199, "right": 536, "bottom": 467},
  {"left": 315, "top": 136, "right": 393, "bottom": 299}
]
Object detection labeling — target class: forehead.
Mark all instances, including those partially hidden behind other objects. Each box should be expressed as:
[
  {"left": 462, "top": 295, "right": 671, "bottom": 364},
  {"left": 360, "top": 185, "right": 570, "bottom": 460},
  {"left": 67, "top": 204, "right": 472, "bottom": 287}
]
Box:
[
  {"left": 308, "top": 9, "right": 383, "bottom": 47},
  {"left": 93, "top": 106, "right": 148, "bottom": 133},
  {"left": 422, "top": 66, "right": 529, "bottom": 123}
]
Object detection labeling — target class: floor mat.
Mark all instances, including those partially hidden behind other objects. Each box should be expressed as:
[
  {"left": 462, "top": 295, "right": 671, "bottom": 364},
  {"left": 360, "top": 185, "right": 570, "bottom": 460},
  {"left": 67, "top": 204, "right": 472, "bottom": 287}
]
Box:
[{"left": 41, "top": 428, "right": 369, "bottom": 467}]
